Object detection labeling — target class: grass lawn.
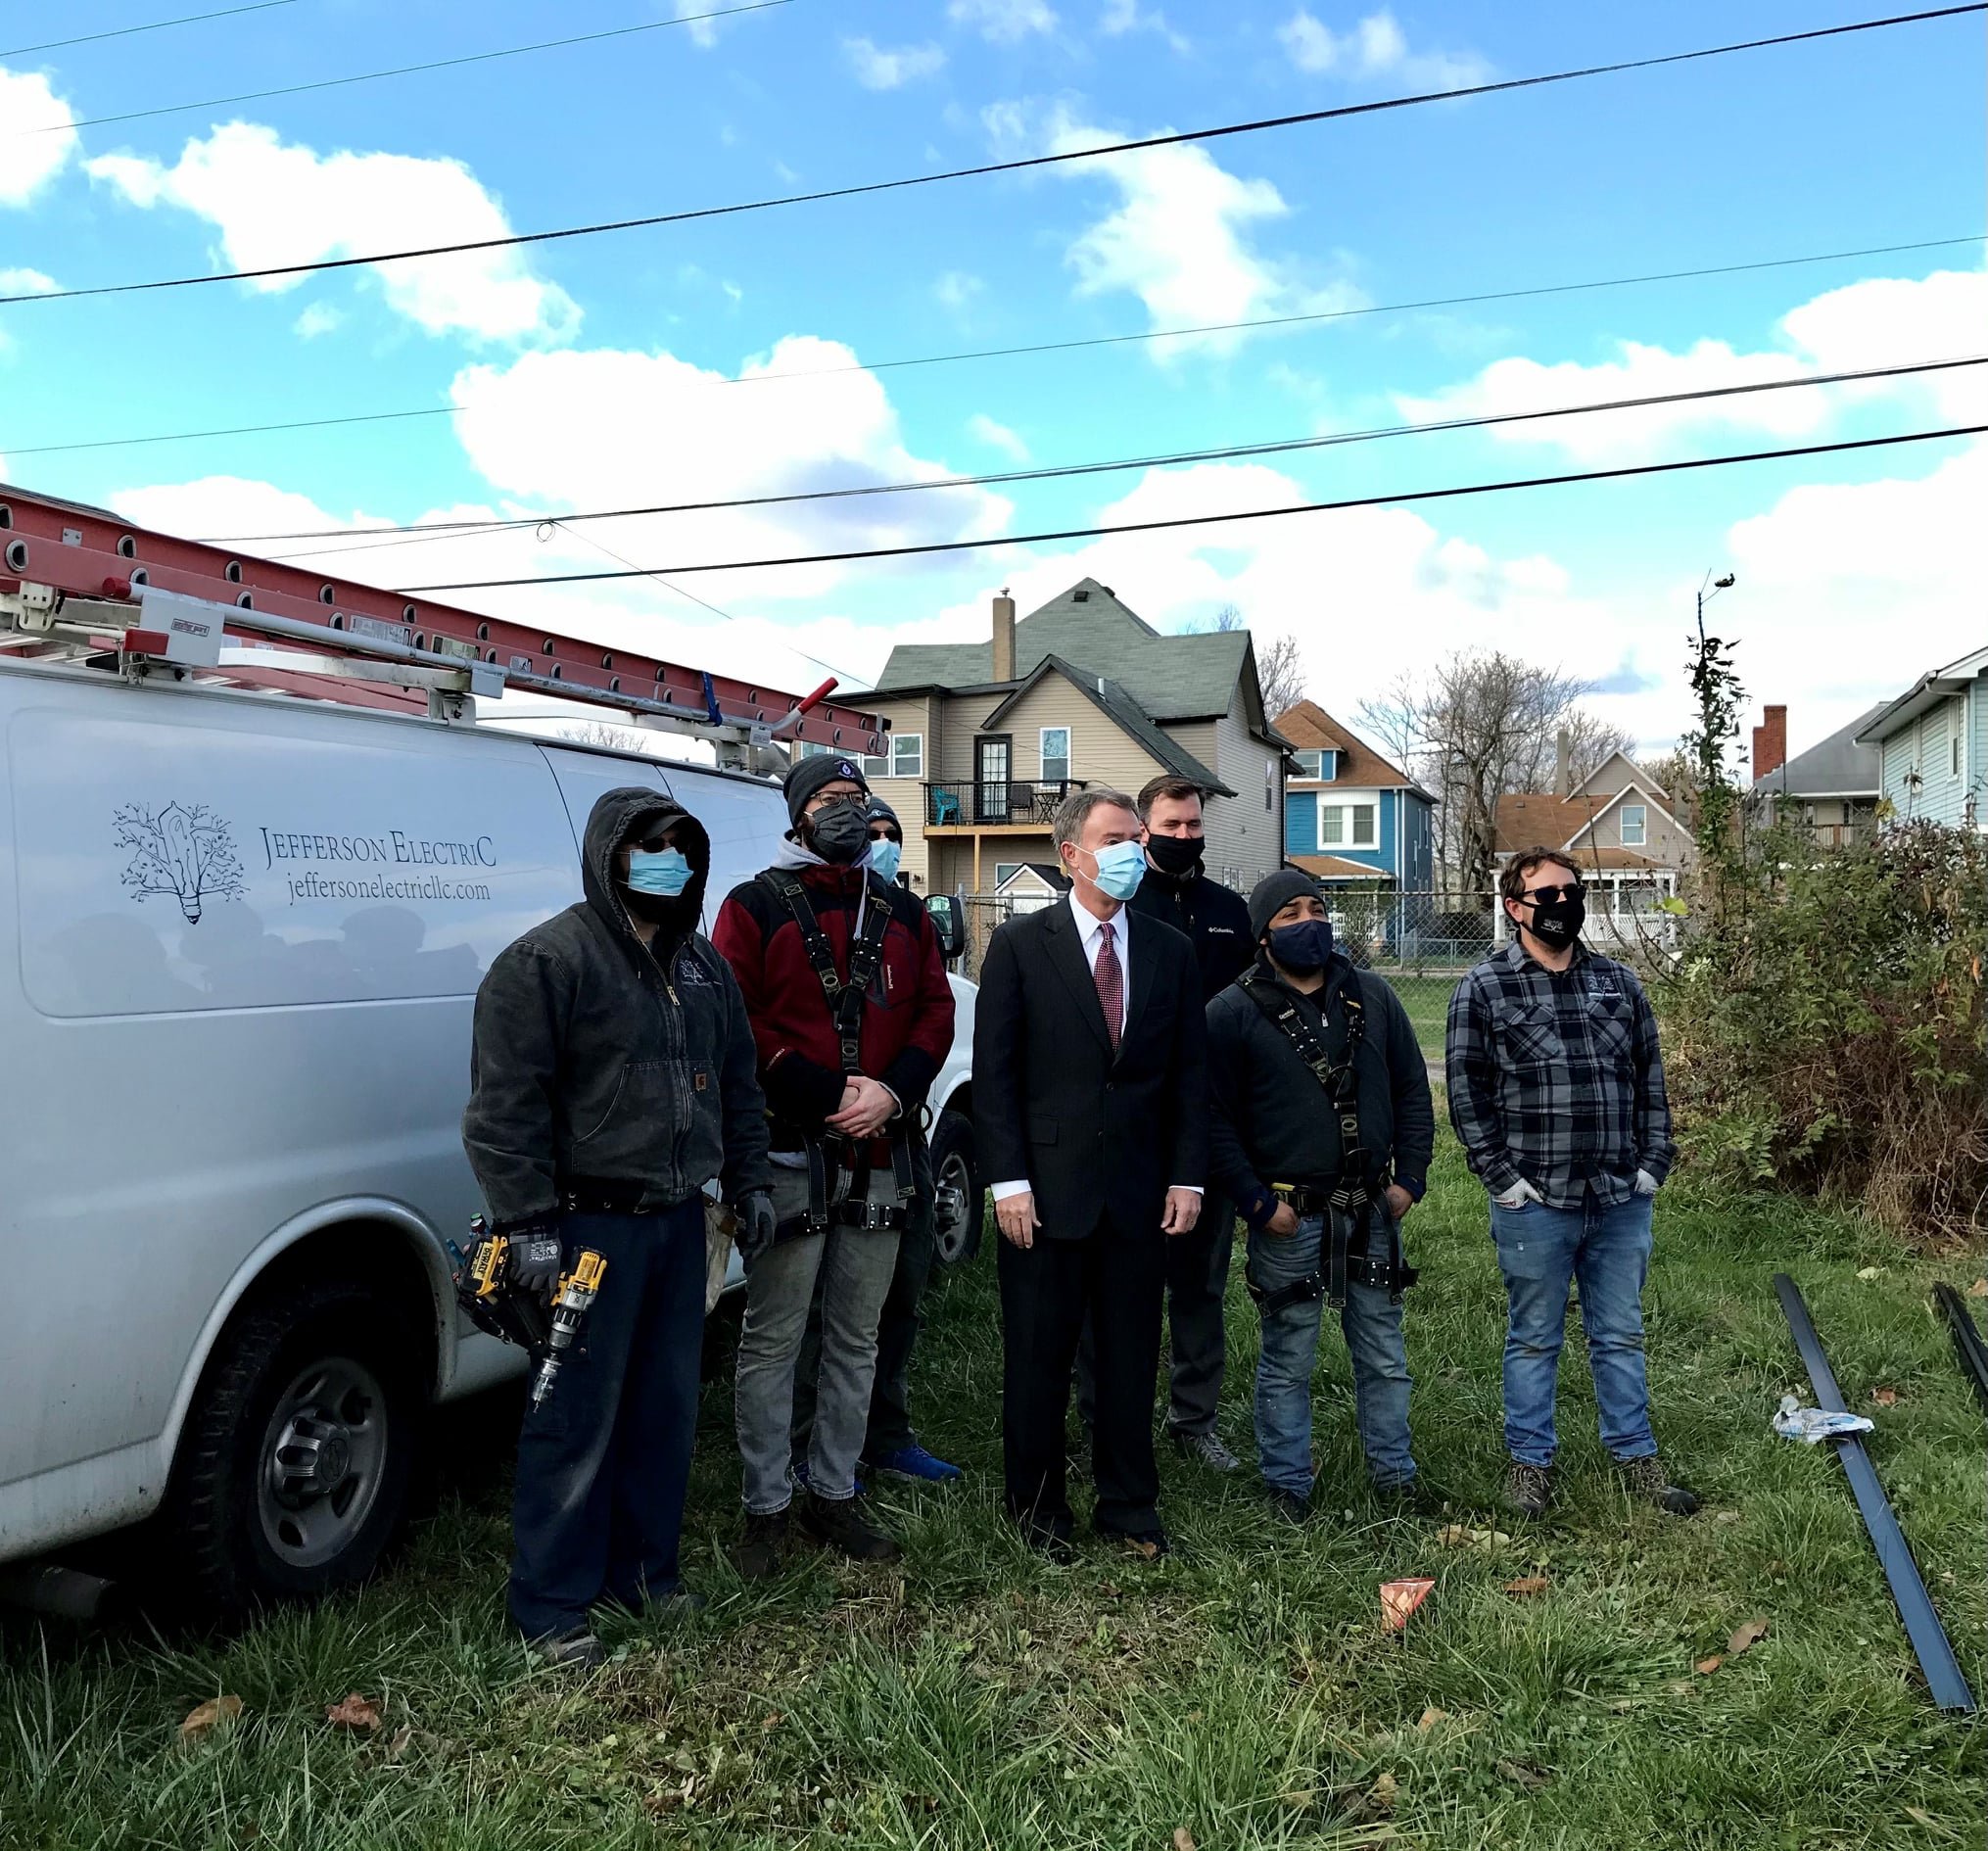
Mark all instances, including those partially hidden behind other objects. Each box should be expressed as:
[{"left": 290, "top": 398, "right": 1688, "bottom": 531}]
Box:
[
  {"left": 1379, "top": 973, "right": 1461, "bottom": 1063},
  {"left": 4, "top": 1136, "right": 1983, "bottom": 1849}
]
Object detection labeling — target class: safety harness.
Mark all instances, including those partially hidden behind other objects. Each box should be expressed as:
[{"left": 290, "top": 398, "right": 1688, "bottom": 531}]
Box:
[
  {"left": 761, "top": 868, "right": 917, "bottom": 1240},
  {"left": 1237, "top": 967, "right": 1418, "bottom": 1312}
]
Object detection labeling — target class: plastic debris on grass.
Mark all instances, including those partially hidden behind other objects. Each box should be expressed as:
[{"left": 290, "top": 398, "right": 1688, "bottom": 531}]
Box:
[
  {"left": 1774, "top": 1394, "right": 1874, "bottom": 1444},
  {"left": 1380, "top": 1578, "right": 1434, "bottom": 1631}
]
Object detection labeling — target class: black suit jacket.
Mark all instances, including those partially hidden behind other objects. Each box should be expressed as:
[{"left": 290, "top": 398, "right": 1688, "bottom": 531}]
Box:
[{"left": 973, "top": 899, "right": 1207, "bottom": 1240}]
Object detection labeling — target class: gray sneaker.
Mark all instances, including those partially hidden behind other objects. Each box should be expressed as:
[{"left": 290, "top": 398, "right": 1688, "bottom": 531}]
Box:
[
  {"left": 1503, "top": 1459, "right": 1554, "bottom": 1518},
  {"left": 529, "top": 1627, "right": 607, "bottom": 1671},
  {"left": 1617, "top": 1453, "right": 1700, "bottom": 1516},
  {"left": 1172, "top": 1429, "right": 1242, "bottom": 1474}
]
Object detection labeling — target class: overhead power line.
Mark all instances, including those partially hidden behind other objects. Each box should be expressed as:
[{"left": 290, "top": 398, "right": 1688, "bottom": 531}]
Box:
[
  {"left": 5, "top": 6, "right": 1977, "bottom": 308},
  {"left": 13, "top": 0, "right": 792, "bottom": 140},
  {"left": 394, "top": 426, "right": 1985, "bottom": 590},
  {"left": 211, "top": 354, "right": 1988, "bottom": 552},
  {"left": 11, "top": 234, "right": 1979, "bottom": 461},
  {"left": 1, "top": 0, "right": 296, "bottom": 59}
]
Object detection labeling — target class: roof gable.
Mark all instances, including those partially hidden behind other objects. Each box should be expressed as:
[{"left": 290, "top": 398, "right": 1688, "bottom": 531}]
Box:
[
  {"left": 1751, "top": 701, "right": 1886, "bottom": 798},
  {"left": 1571, "top": 750, "right": 1662, "bottom": 800},
  {"left": 977, "top": 654, "right": 1233, "bottom": 796},
  {"left": 1273, "top": 700, "right": 1429, "bottom": 796}
]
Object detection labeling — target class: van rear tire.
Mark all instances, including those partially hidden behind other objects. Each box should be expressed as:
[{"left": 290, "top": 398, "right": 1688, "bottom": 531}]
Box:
[
  {"left": 166, "top": 1278, "right": 425, "bottom": 1623},
  {"left": 928, "top": 1108, "right": 984, "bottom": 1269}
]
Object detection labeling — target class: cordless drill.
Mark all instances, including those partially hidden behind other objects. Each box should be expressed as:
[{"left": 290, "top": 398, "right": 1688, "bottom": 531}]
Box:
[{"left": 530, "top": 1250, "right": 607, "bottom": 1408}]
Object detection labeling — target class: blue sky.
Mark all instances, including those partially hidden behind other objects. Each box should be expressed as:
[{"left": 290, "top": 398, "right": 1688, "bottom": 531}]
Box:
[{"left": 2, "top": 0, "right": 1982, "bottom": 757}]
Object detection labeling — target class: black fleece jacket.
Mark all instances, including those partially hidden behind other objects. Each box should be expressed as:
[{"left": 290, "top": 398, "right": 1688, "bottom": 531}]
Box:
[
  {"left": 462, "top": 786, "right": 772, "bottom": 1227},
  {"left": 1206, "top": 951, "right": 1435, "bottom": 1231},
  {"left": 1127, "top": 864, "right": 1254, "bottom": 1004}
]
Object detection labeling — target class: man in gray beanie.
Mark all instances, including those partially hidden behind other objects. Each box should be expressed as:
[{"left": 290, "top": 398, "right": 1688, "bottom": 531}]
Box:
[{"left": 1205, "top": 870, "right": 1434, "bottom": 1520}]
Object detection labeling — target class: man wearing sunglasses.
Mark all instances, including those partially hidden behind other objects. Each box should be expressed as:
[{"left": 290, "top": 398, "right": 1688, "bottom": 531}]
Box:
[
  {"left": 464, "top": 789, "right": 774, "bottom": 1669},
  {"left": 1445, "top": 846, "right": 1697, "bottom": 1521}
]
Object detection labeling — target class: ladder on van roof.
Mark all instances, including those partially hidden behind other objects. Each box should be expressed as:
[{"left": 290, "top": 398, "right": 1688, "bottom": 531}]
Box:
[{"left": 0, "top": 482, "right": 885, "bottom": 769}]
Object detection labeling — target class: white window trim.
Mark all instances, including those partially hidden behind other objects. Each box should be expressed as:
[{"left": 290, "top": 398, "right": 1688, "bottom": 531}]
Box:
[
  {"left": 1039, "top": 726, "right": 1071, "bottom": 783},
  {"left": 889, "top": 732, "right": 923, "bottom": 779},
  {"left": 1317, "top": 791, "right": 1378, "bottom": 849},
  {"left": 1620, "top": 802, "right": 1647, "bottom": 847}
]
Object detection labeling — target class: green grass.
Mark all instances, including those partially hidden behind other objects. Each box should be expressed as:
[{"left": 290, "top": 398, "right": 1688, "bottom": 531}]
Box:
[
  {"left": 4, "top": 1138, "right": 1984, "bottom": 1850},
  {"left": 1380, "top": 973, "right": 1460, "bottom": 1063}
]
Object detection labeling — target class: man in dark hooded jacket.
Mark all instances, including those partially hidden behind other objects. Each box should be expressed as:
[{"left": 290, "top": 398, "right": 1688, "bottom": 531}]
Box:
[{"left": 464, "top": 787, "right": 773, "bottom": 1668}]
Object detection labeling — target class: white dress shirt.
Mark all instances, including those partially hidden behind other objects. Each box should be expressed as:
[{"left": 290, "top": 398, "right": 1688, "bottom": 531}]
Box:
[{"left": 992, "top": 891, "right": 1198, "bottom": 1205}]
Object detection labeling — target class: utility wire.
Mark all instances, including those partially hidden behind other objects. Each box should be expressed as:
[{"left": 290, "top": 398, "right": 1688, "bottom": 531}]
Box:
[
  {"left": 5, "top": 5, "right": 1976, "bottom": 307},
  {"left": 211, "top": 354, "right": 1988, "bottom": 550},
  {"left": 394, "top": 426, "right": 1985, "bottom": 589},
  {"left": 12, "top": 0, "right": 792, "bottom": 139},
  {"left": 1, "top": 0, "right": 296, "bottom": 59},
  {"left": 12, "top": 234, "right": 1979, "bottom": 461}
]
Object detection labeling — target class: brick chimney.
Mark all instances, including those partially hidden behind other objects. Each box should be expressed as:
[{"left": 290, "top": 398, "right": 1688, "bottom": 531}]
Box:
[
  {"left": 1554, "top": 728, "right": 1572, "bottom": 798},
  {"left": 991, "top": 590, "right": 1017, "bottom": 684},
  {"left": 1752, "top": 704, "right": 1787, "bottom": 780}
]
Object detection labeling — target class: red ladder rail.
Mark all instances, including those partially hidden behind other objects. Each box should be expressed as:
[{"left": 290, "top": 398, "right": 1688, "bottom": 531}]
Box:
[{"left": 0, "top": 484, "right": 884, "bottom": 755}]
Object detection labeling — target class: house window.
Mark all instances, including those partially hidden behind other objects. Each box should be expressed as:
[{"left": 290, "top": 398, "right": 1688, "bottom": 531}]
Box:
[
  {"left": 1292, "top": 749, "right": 1323, "bottom": 779},
  {"left": 1350, "top": 803, "right": 1375, "bottom": 846},
  {"left": 1320, "top": 805, "right": 1343, "bottom": 846},
  {"left": 890, "top": 733, "right": 923, "bottom": 779},
  {"left": 1265, "top": 756, "right": 1274, "bottom": 812},
  {"left": 1040, "top": 727, "right": 1070, "bottom": 784},
  {"left": 993, "top": 862, "right": 1024, "bottom": 885},
  {"left": 795, "top": 740, "right": 829, "bottom": 759},
  {"left": 1621, "top": 803, "right": 1647, "bottom": 847},
  {"left": 1955, "top": 730, "right": 1964, "bottom": 780}
]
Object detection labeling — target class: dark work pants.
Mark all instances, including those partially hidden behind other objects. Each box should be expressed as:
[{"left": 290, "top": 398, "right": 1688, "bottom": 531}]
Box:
[
  {"left": 793, "top": 1135, "right": 935, "bottom": 1463},
  {"left": 507, "top": 1201, "right": 706, "bottom": 1640},
  {"left": 1076, "top": 1191, "right": 1234, "bottom": 1437},
  {"left": 999, "top": 1222, "right": 1165, "bottom": 1537}
]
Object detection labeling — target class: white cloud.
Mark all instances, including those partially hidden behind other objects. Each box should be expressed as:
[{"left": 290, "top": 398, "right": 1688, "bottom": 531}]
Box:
[
  {"left": 934, "top": 269, "right": 984, "bottom": 310},
  {"left": 85, "top": 122, "right": 580, "bottom": 345},
  {"left": 1395, "top": 268, "right": 1988, "bottom": 461},
  {"left": 844, "top": 36, "right": 947, "bottom": 89},
  {"left": 674, "top": 1, "right": 724, "bottom": 48},
  {"left": 949, "top": 0, "right": 1058, "bottom": 43},
  {"left": 0, "top": 266, "right": 58, "bottom": 294},
  {"left": 1279, "top": 8, "right": 1490, "bottom": 88},
  {"left": 293, "top": 302, "right": 345, "bottom": 339},
  {"left": 1046, "top": 110, "right": 1361, "bottom": 356},
  {"left": 968, "top": 413, "right": 1030, "bottom": 461},
  {"left": 1100, "top": 0, "right": 1189, "bottom": 52},
  {"left": 0, "top": 66, "right": 78, "bottom": 207}
]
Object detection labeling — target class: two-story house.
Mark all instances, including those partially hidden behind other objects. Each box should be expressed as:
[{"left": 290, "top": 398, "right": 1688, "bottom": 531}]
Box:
[
  {"left": 1856, "top": 643, "right": 1987, "bottom": 831},
  {"left": 860, "top": 580, "right": 1292, "bottom": 899},
  {"left": 1747, "top": 699, "right": 1884, "bottom": 849},
  {"left": 1491, "top": 746, "right": 1690, "bottom": 944},
  {"left": 1274, "top": 701, "right": 1436, "bottom": 891}
]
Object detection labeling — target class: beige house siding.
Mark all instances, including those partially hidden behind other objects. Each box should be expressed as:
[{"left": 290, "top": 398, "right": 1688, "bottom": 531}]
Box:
[
  {"left": 1162, "top": 694, "right": 1283, "bottom": 890},
  {"left": 866, "top": 693, "right": 938, "bottom": 891},
  {"left": 982, "top": 678, "right": 1168, "bottom": 795},
  {"left": 1565, "top": 786, "right": 1692, "bottom": 866}
]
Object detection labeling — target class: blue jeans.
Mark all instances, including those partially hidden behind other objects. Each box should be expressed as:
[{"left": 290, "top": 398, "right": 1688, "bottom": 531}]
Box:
[
  {"left": 1491, "top": 1191, "right": 1656, "bottom": 1467},
  {"left": 1249, "top": 1212, "right": 1415, "bottom": 1495}
]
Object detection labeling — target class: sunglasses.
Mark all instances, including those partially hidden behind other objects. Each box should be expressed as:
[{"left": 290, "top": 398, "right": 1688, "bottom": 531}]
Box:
[
  {"left": 1522, "top": 882, "right": 1586, "bottom": 906},
  {"left": 631, "top": 832, "right": 678, "bottom": 855}
]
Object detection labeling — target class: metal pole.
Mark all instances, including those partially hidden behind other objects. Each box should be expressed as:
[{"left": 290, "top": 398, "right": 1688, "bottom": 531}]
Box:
[
  {"left": 1773, "top": 1273, "right": 1975, "bottom": 1714},
  {"left": 1933, "top": 1283, "right": 1988, "bottom": 1417}
]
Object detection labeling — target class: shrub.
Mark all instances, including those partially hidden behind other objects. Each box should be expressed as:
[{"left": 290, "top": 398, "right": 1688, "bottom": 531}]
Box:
[{"left": 1658, "top": 819, "right": 1988, "bottom": 1237}]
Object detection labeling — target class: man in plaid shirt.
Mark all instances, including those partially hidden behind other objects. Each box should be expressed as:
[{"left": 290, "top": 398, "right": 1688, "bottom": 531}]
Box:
[{"left": 1446, "top": 845, "right": 1698, "bottom": 1520}]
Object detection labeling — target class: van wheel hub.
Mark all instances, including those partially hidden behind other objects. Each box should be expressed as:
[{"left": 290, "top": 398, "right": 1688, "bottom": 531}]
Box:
[{"left": 258, "top": 1358, "right": 389, "bottom": 1568}]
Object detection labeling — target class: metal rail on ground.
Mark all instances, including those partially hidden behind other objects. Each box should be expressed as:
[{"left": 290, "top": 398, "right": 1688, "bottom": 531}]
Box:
[{"left": 1931, "top": 1283, "right": 1988, "bottom": 1418}]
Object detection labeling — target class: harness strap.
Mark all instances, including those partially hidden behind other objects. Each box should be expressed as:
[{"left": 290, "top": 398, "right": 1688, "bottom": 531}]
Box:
[
  {"left": 1240, "top": 967, "right": 1375, "bottom": 1215},
  {"left": 762, "top": 868, "right": 892, "bottom": 1077}
]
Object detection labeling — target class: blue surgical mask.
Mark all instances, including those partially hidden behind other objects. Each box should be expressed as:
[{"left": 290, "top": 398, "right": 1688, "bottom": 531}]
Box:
[
  {"left": 626, "top": 846, "right": 692, "bottom": 897},
  {"left": 869, "top": 838, "right": 902, "bottom": 884},
  {"left": 1267, "top": 918, "right": 1334, "bottom": 973},
  {"left": 1084, "top": 838, "right": 1147, "bottom": 903}
]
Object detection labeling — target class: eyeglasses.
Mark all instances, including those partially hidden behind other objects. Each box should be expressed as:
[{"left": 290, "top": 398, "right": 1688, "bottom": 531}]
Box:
[
  {"left": 1522, "top": 882, "right": 1586, "bottom": 906},
  {"left": 632, "top": 832, "right": 677, "bottom": 854}
]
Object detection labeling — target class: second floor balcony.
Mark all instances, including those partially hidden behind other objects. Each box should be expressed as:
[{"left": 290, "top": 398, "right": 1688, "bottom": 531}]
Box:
[{"left": 923, "top": 779, "right": 1086, "bottom": 831}]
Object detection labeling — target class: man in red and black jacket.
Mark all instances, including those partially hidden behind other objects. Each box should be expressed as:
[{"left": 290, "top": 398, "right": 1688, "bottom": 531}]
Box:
[{"left": 712, "top": 754, "right": 955, "bottom": 1576}]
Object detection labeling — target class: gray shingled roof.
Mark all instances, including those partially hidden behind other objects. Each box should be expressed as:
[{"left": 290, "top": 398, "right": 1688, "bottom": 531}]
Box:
[
  {"left": 875, "top": 578, "right": 1257, "bottom": 724},
  {"left": 977, "top": 655, "right": 1234, "bottom": 796},
  {"left": 1751, "top": 702, "right": 1886, "bottom": 798}
]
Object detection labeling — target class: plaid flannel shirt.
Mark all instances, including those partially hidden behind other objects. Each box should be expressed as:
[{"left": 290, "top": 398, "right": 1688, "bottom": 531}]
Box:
[{"left": 1444, "top": 941, "right": 1675, "bottom": 1210}]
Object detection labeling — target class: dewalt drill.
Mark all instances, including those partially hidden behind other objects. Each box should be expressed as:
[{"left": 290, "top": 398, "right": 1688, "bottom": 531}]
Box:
[{"left": 449, "top": 1214, "right": 606, "bottom": 1403}]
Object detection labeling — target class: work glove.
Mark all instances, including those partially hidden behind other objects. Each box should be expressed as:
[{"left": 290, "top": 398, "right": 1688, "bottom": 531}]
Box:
[
  {"left": 735, "top": 1191, "right": 778, "bottom": 1265},
  {"left": 502, "top": 1220, "right": 564, "bottom": 1304},
  {"left": 1634, "top": 1167, "right": 1660, "bottom": 1197},
  {"left": 1493, "top": 1178, "right": 1543, "bottom": 1210}
]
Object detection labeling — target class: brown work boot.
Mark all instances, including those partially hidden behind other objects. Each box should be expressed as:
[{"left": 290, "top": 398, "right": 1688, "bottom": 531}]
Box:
[
  {"left": 1617, "top": 1453, "right": 1700, "bottom": 1516},
  {"left": 798, "top": 1489, "right": 903, "bottom": 1563},
  {"left": 1503, "top": 1459, "right": 1554, "bottom": 1518},
  {"left": 731, "top": 1509, "right": 793, "bottom": 1581}
]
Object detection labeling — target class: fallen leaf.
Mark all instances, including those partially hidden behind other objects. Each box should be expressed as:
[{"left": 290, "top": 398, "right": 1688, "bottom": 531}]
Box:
[
  {"left": 1713, "top": 1509, "right": 1742, "bottom": 1525},
  {"left": 1496, "top": 1759, "right": 1551, "bottom": 1790},
  {"left": 1436, "top": 1523, "right": 1513, "bottom": 1549},
  {"left": 325, "top": 1692, "right": 383, "bottom": 1733},
  {"left": 1870, "top": 1387, "right": 1899, "bottom": 1407},
  {"left": 1127, "top": 1539, "right": 1159, "bottom": 1562},
  {"left": 1856, "top": 1265, "right": 1885, "bottom": 1281},
  {"left": 179, "top": 1695, "right": 243, "bottom": 1742},
  {"left": 387, "top": 1726, "right": 414, "bottom": 1761},
  {"left": 1727, "top": 1617, "right": 1771, "bottom": 1657},
  {"left": 1966, "top": 1279, "right": 1987, "bottom": 1299},
  {"left": 1277, "top": 1788, "right": 1317, "bottom": 1811},
  {"left": 1174, "top": 1830, "right": 1197, "bottom": 1851},
  {"left": 1369, "top": 1772, "right": 1398, "bottom": 1811},
  {"left": 1416, "top": 1706, "right": 1447, "bottom": 1732},
  {"left": 1694, "top": 1656, "right": 1724, "bottom": 1676},
  {"left": 1503, "top": 1575, "right": 1550, "bottom": 1597},
  {"left": 1099, "top": 1582, "right": 1121, "bottom": 1598}
]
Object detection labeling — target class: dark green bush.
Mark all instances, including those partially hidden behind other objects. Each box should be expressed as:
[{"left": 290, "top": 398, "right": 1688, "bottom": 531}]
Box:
[{"left": 1659, "top": 819, "right": 1988, "bottom": 1236}]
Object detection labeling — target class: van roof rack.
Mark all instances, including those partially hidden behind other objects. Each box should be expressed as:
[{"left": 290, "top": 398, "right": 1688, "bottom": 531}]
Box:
[{"left": 0, "top": 482, "right": 884, "bottom": 768}]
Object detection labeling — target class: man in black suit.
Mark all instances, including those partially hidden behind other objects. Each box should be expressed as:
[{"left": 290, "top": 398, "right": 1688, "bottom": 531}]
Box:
[{"left": 974, "top": 786, "right": 1208, "bottom": 1559}]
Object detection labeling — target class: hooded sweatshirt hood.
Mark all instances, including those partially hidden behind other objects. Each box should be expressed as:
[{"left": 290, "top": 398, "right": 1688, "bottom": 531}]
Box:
[{"left": 583, "top": 785, "right": 712, "bottom": 939}]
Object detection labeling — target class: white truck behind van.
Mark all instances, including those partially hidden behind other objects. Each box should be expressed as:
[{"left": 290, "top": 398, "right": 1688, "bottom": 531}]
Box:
[{"left": 0, "top": 656, "right": 983, "bottom": 1615}]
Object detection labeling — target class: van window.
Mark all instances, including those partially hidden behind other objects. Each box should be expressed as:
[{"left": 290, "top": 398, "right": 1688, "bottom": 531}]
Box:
[
  {"left": 15, "top": 706, "right": 577, "bottom": 1018},
  {"left": 657, "top": 764, "right": 789, "bottom": 930}
]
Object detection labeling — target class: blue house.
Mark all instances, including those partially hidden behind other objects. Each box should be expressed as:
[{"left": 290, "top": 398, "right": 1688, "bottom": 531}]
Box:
[
  {"left": 1274, "top": 701, "right": 1436, "bottom": 889},
  {"left": 1856, "top": 643, "right": 1988, "bottom": 831}
]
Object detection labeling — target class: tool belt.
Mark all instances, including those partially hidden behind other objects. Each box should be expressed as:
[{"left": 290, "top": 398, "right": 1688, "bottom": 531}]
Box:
[
  {"left": 760, "top": 867, "right": 922, "bottom": 1243},
  {"left": 1245, "top": 1202, "right": 1419, "bottom": 1313},
  {"left": 558, "top": 1176, "right": 666, "bottom": 1216}
]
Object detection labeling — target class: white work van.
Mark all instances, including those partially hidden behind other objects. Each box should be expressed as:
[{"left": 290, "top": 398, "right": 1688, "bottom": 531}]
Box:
[{"left": 0, "top": 657, "right": 982, "bottom": 1614}]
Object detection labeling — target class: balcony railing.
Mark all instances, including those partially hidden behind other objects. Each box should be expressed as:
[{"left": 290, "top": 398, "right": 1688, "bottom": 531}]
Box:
[{"left": 923, "top": 779, "right": 1085, "bottom": 829}]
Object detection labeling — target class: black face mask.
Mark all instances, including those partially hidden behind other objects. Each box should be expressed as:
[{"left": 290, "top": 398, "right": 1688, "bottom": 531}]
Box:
[
  {"left": 1145, "top": 833, "right": 1204, "bottom": 878},
  {"left": 1266, "top": 918, "right": 1335, "bottom": 973},
  {"left": 623, "top": 888, "right": 700, "bottom": 934},
  {"left": 805, "top": 801, "right": 871, "bottom": 866},
  {"left": 1526, "top": 893, "right": 1586, "bottom": 948}
]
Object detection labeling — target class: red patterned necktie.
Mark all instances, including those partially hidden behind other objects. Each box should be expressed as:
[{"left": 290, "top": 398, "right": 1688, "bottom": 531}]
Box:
[{"left": 1094, "top": 920, "right": 1122, "bottom": 1053}]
